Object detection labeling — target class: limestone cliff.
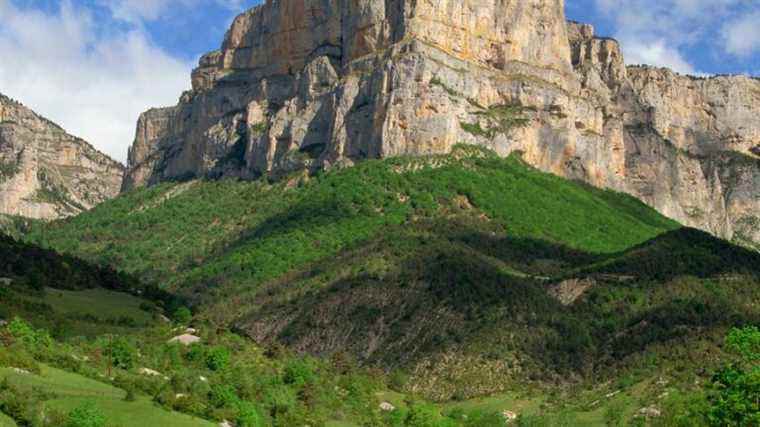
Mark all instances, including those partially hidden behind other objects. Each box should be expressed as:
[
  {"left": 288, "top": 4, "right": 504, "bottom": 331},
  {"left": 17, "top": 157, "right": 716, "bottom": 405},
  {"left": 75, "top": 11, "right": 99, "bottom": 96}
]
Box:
[
  {"left": 122, "top": 0, "right": 760, "bottom": 249},
  {"left": 0, "top": 94, "right": 124, "bottom": 220}
]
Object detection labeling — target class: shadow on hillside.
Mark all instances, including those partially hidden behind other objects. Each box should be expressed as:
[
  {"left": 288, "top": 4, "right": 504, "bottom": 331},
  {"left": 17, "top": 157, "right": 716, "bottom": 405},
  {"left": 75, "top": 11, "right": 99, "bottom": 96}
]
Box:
[
  {"left": 0, "top": 233, "right": 186, "bottom": 308},
  {"left": 579, "top": 227, "right": 760, "bottom": 281},
  {"left": 238, "top": 223, "right": 760, "bottom": 379}
]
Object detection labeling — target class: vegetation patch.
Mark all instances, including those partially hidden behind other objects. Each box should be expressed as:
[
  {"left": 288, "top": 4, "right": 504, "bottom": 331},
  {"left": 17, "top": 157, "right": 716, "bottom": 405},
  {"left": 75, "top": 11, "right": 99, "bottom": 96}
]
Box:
[
  {"left": 461, "top": 104, "right": 531, "bottom": 139},
  {"left": 0, "top": 161, "right": 19, "bottom": 183},
  {"left": 429, "top": 76, "right": 461, "bottom": 98}
]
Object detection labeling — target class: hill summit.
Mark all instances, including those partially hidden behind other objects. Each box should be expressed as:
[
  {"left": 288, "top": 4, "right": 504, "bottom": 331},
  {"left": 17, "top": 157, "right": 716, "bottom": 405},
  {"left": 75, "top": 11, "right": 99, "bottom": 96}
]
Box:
[
  {"left": 123, "top": 0, "right": 759, "bottom": 248},
  {"left": 0, "top": 94, "right": 123, "bottom": 219}
]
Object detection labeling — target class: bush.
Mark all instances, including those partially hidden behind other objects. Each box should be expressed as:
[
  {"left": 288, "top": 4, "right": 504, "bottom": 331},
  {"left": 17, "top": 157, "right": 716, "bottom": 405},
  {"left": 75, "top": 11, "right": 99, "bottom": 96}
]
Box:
[
  {"left": 206, "top": 346, "right": 231, "bottom": 371},
  {"left": 173, "top": 307, "right": 192, "bottom": 325},
  {"left": 66, "top": 401, "right": 106, "bottom": 427},
  {"left": 106, "top": 337, "right": 136, "bottom": 370},
  {"left": 236, "top": 401, "right": 265, "bottom": 427},
  {"left": 209, "top": 384, "right": 239, "bottom": 408},
  {"left": 405, "top": 403, "right": 455, "bottom": 427},
  {"left": 113, "top": 375, "right": 138, "bottom": 401},
  {"left": 263, "top": 385, "right": 297, "bottom": 416},
  {"left": 657, "top": 390, "right": 709, "bottom": 427},
  {"left": 389, "top": 369, "right": 408, "bottom": 391},
  {"left": 185, "top": 343, "right": 206, "bottom": 363},
  {"left": 0, "top": 344, "right": 40, "bottom": 373},
  {"left": 705, "top": 365, "right": 760, "bottom": 426},
  {"left": 725, "top": 326, "right": 760, "bottom": 362},
  {"left": 283, "top": 358, "right": 316, "bottom": 386},
  {"left": 7, "top": 317, "right": 51, "bottom": 348}
]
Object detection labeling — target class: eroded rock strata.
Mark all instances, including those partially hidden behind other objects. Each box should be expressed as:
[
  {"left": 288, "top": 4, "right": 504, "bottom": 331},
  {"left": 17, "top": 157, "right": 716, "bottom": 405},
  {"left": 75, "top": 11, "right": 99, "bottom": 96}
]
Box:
[
  {"left": 122, "top": 0, "right": 760, "bottom": 248},
  {"left": 0, "top": 94, "right": 123, "bottom": 219}
]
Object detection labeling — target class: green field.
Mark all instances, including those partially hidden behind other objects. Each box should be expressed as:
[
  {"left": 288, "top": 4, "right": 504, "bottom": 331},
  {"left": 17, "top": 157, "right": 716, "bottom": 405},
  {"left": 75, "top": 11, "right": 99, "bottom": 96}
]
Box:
[
  {"left": 42, "top": 287, "right": 153, "bottom": 326},
  {"left": 0, "top": 285, "right": 157, "bottom": 338},
  {"left": 0, "top": 366, "right": 212, "bottom": 427}
]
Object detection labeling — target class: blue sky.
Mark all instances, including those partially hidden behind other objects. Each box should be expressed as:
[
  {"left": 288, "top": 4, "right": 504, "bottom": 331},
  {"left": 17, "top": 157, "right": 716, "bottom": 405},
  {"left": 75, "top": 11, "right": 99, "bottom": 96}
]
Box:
[{"left": 1, "top": 0, "right": 758, "bottom": 162}]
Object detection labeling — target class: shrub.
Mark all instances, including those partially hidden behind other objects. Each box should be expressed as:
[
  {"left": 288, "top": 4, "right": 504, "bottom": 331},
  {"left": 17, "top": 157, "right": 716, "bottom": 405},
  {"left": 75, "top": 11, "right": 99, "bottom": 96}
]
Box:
[
  {"left": 209, "top": 384, "right": 239, "bottom": 408},
  {"left": 7, "top": 317, "right": 50, "bottom": 348},
  {"left": 705, "top": 365, "right": 760, "bottom": 426},
  {"left": 113, "top": 375, "right": 138, "bottom": 401},
  {"left": 66, "top": 401, "right": 106, "bottom": 427},
  {"left": 236, "top": 401, "right": 265, "bottom": 427},
  {"left": 461, "top": 409, "right": 506, "bottom": 427},
  {"left": 389, "top": 369, "right": 408, "bottom": 391},
  {"left": 263, "top": 385, "right": 297, "bottom": 416},
  {"left": 405, "top": 403, "right": 455, "bottom": 427},
  {"left": 0, "top": 344, "right": 40, "bottom": 373},
  {"left": 384, "top": 407, "right": 409, "bottom": 427},
  {"left": 725, "top": 326, "right": 760, "bottom": 362},
  {"left": 283, "top": 358, "right": 316, "bottom": 386},
  {"left": 206, "top": 346, "right": 231, "bottom": 371},
  {"left": 173, "top": 307, "right": 192, "bottom": 324},
  {"left": 106, "top": 337, "right": 136, "bottom": 370},
  {"left": 657, "top": 390, "right": 709, "bottom": 427},
  {"left": 185, "top": 343, "right": 206, "bottom": 363}
]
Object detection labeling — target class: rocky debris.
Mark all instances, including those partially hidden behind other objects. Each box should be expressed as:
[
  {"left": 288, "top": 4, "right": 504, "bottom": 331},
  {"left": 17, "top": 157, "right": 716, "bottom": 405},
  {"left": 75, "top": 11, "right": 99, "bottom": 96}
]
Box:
[
  {"left": 379, "top": 402, "right": 395, "bottom": 412},
  {"left": 637, "top": 406, "right": 662, "bottom": 418},
  {"left": 138, "top": 367, "right": 168, "bottom": 380},
  {"left": 548, "top": 278, "right": 595, "bottom": 305},
  {"left": 0, "top": 94, "right": 123, "bottom": 220},
  {"left": 502, "top": 410, "right": 518, "bottom": 422},
  {"left": 11, "top": 367, "right": 30, "bottom": 375},
  {"left": 0, "top": 277, "right": 11, "bottom": 286},
  {"left": 168, "top": 334, "right": 201, "bottom": 346},
  {"left": 122, "top": 0, "right": 760, "bottom": 249},
  {"left": 219, "top": 421, "right": 233, "bottom": 427}
]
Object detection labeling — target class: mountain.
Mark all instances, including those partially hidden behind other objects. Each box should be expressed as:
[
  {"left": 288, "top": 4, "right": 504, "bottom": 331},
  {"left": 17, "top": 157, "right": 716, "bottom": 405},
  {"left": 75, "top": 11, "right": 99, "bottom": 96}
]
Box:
[
  {"left": 27, "top": 147, "right": 760, "bottom": 402},
  {"left": 120, "top": 0, "right": 760, "bottom": 251},
  {"left": 0, "top": 94, "right": 123, "bottom": 220},
  {"left": 4, "top": 1, "right": 759, "bottom": 425}
]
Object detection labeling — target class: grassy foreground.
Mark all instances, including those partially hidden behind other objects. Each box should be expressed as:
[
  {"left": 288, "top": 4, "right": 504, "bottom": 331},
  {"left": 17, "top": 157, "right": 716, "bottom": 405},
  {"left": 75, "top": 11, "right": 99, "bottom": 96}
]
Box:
[{"left": 1, "top": 366, "right": 212, "bottom": 426}]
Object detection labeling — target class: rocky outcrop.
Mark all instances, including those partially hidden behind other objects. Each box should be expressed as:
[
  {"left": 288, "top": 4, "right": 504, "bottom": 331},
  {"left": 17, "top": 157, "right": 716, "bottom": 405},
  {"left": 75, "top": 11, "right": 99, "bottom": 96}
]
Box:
[
  {"left": 0, "top": 94, "right": 123, "bottom": 220},
  {"left": 122, "top": 0, "right": 760, "bottom": 249}
]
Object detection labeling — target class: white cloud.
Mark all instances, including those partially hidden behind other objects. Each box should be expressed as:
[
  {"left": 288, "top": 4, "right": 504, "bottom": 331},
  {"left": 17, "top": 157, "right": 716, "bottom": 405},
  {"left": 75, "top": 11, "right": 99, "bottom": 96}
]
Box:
[
  {"left": 722, "top": 11, "right": 760, "bottom": 57},
  {"left": 0, "top": 0, "right": 194, "bottom": 163},
  {"left": 102, "top": 0, "right": 246, "bottom": 24},
  {"left": 622, "top": 40, "right": 697, "bottom": 74},
  {"left": 590, "top": 0, "right": 759, "bottom": 74}
]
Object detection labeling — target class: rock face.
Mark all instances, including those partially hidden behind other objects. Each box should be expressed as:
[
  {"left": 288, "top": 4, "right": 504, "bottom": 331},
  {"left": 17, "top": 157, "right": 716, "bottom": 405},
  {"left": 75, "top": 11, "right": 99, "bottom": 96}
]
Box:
[
  {"left": 122, "top": 0, "right": 760, "bottom": 249},
  {"left": 0, "top": 94, "right": 123, "bottom": 220}
]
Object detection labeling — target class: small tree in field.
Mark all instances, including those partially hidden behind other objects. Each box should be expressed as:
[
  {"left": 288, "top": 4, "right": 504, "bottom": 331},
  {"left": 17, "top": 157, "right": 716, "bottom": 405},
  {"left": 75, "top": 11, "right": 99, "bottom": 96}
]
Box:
[{"left": 66, "top": 401, "right": 106, "bottom": 427}]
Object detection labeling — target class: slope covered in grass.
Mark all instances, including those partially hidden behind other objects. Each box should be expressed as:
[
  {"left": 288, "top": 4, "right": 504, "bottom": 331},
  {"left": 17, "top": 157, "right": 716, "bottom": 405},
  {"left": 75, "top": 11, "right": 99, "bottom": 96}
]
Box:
[
  {"left": 0, "top": 233, "right": 175, "bottom": 337},
  {"left": 27, "top": 147, "right": 677, "bottom": 303},
  {"left": 0, "top": 365, "right": 213, "bottom": 426},
  {"left": 235, "top": 214, "right": 760, "bottom": 400},
  {"left": 23, "top": 147, "right": 760, "bottom": 402},
  {"left": 7, "top": 146, "right": 760, "bottom": 425}
]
